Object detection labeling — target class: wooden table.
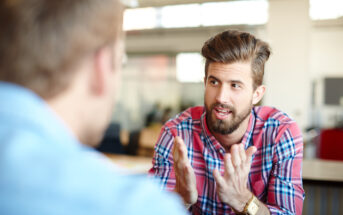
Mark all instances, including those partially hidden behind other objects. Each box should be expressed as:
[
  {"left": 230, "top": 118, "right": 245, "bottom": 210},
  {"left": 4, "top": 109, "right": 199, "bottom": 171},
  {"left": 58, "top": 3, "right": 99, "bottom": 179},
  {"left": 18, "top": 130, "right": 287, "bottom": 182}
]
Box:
[
  {"left": 303, "top": 159, "right": 343, "bottom": 183},
  {"left": 105, "top": 154, "right": 152, "bottom": 174},
  {"left": 105, "top": 154, "right": 343, "bottom": 182}
]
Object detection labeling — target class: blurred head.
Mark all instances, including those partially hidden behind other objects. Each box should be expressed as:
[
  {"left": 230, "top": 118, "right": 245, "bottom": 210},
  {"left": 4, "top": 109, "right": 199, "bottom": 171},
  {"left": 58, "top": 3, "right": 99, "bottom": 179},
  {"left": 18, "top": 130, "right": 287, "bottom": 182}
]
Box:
[
  {"left": 201, "top": 30, "right": 270, "bottom": 135},
  {"left": 0, "top": 0, "right": 124, "bottom": 145},
  {"left": 0, "top": 0, "right": 123, "bottom": 98}
]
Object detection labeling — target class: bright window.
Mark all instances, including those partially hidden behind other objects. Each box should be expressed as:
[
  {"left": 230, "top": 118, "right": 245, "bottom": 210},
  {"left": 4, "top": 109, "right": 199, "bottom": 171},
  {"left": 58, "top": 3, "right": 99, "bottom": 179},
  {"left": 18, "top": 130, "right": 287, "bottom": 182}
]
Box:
[
  {"left": 123, "top": 7, "right": 157, "bottom": 30},
  {"left": 201, "top": 1, "right": 268, "bottom": 26},
  {"left": 176, "top": 53, "right": 204, "bottom": 83},
  {"left": 124, "top": 0, "right": 268, "bottom": 30},
  {"left": 310, "top": 0, "right": 343, "bottom": 20},
  {"left": 160, "top": 4, "right": 201, "bottom": 28}
]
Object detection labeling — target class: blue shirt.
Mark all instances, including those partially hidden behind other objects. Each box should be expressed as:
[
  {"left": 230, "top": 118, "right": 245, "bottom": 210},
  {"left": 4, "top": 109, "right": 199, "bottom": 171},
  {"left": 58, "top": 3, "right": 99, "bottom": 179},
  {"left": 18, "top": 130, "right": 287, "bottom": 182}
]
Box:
[{"left": 0, "top": 82, "right": 187, "bottom": 215}]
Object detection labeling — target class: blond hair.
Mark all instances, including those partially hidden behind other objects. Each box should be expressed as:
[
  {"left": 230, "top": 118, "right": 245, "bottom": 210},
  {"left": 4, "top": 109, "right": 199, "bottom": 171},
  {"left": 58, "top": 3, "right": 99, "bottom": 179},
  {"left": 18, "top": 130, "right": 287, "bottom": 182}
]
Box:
[{"left": 0, "top": 0, "right": 123, "bottom": 98}]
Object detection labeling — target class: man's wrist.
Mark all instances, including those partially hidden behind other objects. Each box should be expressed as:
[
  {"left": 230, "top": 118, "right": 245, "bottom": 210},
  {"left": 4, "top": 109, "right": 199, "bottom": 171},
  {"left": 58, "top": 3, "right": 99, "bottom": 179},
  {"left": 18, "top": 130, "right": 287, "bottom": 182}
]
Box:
[
  {"left": 231, "top": 191, "right": 253, "bottom": 213},
  {"left": 233, "top": 193, "right": 262, "bottom": 215},
  {"left": 174, "top": 187, "right": 197, "bottom": 206}
]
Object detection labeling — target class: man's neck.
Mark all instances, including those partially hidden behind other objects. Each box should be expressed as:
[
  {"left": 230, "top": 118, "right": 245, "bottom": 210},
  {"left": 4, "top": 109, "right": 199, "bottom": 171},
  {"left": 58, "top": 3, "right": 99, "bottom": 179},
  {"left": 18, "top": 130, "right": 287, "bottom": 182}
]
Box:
[
  {"left": 212, "top": 114, "right": 251, "bottom": 152},
  {"left": 47, "top": 95, "right": 81, "bottom": 140}
]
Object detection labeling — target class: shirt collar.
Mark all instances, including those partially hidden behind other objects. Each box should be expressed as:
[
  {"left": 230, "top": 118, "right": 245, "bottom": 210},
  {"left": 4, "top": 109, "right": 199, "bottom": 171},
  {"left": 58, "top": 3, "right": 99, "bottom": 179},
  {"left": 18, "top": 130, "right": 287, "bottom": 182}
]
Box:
[
  {"left": 0, "top": 81, "right": 87, "bottom": 152},
  {"left": 200, "top": 108, "right": 256, "bottom": 152}
]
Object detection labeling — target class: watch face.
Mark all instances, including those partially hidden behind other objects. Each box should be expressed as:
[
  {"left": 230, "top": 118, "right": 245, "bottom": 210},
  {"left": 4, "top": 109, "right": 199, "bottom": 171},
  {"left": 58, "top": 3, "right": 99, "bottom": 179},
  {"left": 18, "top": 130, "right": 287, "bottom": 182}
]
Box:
[{"left": 247, "top": 201, "right": 259, "bottom": 215}]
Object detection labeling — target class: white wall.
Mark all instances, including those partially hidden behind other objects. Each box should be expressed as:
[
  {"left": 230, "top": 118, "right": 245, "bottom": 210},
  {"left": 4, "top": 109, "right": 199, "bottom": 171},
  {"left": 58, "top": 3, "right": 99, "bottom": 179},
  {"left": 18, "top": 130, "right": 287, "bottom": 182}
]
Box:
[
  {"left": 264, "top": 0, "right": 311, "bottom": 130},
  {"left": 112, "top": 55, "right": 182, "bottom": 130},
  {"left": 113, "top": 0, "right": 343, "bottom": 131},
  {"left": 310, "top": 27, "right": 343, "bottom": 78},
  {"left": 309, "top": 26, "right": 343, "bottom": 128}
]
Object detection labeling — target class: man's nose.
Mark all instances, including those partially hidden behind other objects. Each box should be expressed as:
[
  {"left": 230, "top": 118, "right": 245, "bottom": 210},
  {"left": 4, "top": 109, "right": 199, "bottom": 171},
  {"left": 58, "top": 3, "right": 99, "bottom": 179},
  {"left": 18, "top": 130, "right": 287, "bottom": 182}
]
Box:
[{"left": 215, "top": 85, "right": 230, "bottom": 104}]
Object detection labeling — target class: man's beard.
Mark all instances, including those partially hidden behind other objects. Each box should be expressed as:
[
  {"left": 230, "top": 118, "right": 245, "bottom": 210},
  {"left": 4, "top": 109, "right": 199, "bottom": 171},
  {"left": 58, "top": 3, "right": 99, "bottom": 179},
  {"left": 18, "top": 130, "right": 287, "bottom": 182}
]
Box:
[{"left": 205, "top": 102, "right": 252, "bottom": 135}]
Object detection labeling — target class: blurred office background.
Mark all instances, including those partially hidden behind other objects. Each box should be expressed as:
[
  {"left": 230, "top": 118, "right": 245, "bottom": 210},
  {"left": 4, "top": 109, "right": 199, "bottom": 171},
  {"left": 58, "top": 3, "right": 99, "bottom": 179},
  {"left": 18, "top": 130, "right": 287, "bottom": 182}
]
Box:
[
  {"left": 102, "top": 0, "right": 343, "bottom": 158},
  {"left": 113, "top": 0, "right": 343, "bottom": 132},
  {"left": 97, "top": 0, "right": 343, "bottom": 214}
]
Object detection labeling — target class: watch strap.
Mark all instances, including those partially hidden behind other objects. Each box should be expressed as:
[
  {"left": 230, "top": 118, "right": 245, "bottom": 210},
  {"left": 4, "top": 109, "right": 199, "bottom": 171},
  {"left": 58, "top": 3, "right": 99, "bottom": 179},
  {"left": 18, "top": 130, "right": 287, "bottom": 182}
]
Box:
[{"left": 233, "top": 194, "right": 258, "bottom": 215}]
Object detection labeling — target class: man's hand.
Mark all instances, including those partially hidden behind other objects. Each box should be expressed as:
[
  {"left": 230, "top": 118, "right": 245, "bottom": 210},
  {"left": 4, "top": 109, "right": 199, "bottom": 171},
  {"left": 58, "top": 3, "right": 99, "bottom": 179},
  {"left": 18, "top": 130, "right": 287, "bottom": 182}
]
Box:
[
  {"left": 173, "top": 136, "right": 198, "bottom": 206},
  {"left": 213, "top": 143, "right": 257, "bottom": 212}
]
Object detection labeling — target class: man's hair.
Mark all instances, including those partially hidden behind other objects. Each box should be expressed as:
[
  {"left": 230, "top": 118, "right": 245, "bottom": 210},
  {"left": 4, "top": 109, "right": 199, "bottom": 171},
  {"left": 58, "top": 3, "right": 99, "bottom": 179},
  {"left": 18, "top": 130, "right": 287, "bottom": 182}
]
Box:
[
  {"left": 201, "top": 30, "right": 271, "bottom": 89},
  {"left": 0, "top": 0, "right": 123, "bottom": 99}
]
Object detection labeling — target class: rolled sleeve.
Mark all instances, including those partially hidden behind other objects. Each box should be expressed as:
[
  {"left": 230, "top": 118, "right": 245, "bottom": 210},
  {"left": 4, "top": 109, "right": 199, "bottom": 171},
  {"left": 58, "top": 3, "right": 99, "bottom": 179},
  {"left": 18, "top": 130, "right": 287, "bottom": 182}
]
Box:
[
  {"left": 266, "top": 124, "right": 305, "bottom": 215},
  {"left": 149, "top": 126, "right": 176, "bottom": 191}
]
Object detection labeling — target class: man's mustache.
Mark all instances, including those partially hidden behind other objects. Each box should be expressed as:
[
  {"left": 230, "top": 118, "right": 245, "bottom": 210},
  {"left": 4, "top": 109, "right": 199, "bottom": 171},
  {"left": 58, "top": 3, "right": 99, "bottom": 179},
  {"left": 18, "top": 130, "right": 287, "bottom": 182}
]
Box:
[{"left": 211, "top": 103, "right": 234, "bottom": 111}]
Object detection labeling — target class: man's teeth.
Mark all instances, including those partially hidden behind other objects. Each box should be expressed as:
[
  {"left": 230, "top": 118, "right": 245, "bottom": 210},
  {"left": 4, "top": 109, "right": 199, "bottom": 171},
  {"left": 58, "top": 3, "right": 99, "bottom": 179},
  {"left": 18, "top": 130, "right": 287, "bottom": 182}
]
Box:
[{"left": 216, "top": 109, "right": 229, "bottom": 115}]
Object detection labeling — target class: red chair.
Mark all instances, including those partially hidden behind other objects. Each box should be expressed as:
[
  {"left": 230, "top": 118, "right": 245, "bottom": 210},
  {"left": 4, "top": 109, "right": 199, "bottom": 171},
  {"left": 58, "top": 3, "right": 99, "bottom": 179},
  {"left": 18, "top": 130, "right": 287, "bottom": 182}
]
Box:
[{"left": 318, "top": 129, "right": 343, "bottom": 161}]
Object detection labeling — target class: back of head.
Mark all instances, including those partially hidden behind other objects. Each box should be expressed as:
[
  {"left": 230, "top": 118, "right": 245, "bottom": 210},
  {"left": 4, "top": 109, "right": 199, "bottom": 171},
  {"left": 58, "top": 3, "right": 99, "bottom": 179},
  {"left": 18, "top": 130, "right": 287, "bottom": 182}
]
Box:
[
  {"left": 201, "top": 30, "right": 271, "bottom": 89},
  {"left": 0, "top": 0, "right": 123, "bottom": 99}
]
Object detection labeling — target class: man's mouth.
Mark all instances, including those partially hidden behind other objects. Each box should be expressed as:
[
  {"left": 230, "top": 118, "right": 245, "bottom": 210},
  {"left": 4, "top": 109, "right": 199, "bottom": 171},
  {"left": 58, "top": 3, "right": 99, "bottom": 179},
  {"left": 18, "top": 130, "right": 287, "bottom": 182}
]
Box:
[{"left": 213, "top": 107, "right": 232, "bottom": 120}]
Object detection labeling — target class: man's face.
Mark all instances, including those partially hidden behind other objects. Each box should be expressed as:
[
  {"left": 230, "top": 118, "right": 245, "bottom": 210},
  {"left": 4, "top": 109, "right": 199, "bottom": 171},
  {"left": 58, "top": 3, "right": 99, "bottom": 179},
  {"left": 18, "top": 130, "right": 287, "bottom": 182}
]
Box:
[
  {"left": 84, "top": 40, "right": 123, "bottom": 147},
  {"left": 102, "top": 40, "right": 124, "bottom": 127},
  {"left": 108, "top": 40, "right": 124, "bottom": 110},
  {"left": 204, "top": 62, "right": 255, "bottom": 135}
]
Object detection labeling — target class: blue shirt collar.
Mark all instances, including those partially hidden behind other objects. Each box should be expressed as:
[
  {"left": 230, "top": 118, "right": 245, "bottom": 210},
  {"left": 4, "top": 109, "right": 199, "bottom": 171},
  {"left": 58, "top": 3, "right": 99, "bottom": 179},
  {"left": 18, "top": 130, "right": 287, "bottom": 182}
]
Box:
[{"left": 0, "top": 81, "right": 87, "bottom": 152}]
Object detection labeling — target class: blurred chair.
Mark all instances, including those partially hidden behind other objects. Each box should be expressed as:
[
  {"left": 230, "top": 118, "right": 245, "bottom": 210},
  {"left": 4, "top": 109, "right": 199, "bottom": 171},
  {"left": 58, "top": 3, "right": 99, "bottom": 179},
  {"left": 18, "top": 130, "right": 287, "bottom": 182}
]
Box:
[
  {"left": 125, "top": 130, "right": 140, "bottom": 156},
  {"left": 96, "top": 123, "right": 125, "bottom": 154},
  {"left": 120, "top": 130, "right": 129, "bottom": 147},
  {"left": 318, "top": 128, "right": 343, "bottom": 161},
  {"left": 137, "top": 124, "right": 162, "bottom": 157}
]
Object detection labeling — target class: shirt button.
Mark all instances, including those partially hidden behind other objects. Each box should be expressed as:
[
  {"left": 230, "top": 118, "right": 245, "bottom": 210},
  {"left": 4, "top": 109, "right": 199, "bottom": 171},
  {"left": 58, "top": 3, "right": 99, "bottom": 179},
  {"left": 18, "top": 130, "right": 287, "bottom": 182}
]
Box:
[{"left": 219, "top": 148, "right": 225, "bottom": 154}]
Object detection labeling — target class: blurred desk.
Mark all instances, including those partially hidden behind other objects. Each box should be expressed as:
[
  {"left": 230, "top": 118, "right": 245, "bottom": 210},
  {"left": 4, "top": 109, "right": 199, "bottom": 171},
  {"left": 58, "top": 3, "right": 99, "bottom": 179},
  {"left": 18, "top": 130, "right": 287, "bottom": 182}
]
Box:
[
  {"left": 137, "top": 126, "right": 161, "bottom": 157},
  {"left": 105, "top": 156, "right": 343, "bottom": 182},
  {"left": 303, "top": 159, "right": 343, "bottom": 183},
  {"left": 105, "top": 154, "right": 152, "bottom": 174}
]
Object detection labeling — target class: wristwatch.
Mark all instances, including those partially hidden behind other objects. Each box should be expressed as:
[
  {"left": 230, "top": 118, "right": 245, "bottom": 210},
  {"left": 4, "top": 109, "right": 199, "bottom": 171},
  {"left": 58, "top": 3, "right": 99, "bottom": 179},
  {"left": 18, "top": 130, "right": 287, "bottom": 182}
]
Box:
[
  {"left": 234, "top": 195, "right": 259, "bottom": 215},
  {"left": 242, "top": 195, "right": 259, "bottom": 215}
]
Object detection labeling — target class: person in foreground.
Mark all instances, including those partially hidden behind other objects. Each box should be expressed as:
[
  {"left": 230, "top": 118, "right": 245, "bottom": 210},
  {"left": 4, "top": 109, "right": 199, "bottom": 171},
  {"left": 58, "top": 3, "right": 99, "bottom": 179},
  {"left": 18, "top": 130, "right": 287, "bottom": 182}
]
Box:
[
  {"left": 149, "top": 30, "right": 305, "bottom": 215},
  {"left": 0, "top": 0, "right": 187, "bottom": 214}
]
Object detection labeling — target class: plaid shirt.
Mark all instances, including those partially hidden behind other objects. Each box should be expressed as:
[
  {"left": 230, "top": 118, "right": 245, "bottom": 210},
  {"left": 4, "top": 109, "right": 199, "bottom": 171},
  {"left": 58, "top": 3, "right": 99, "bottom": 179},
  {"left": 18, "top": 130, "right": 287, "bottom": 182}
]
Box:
[{"left": 149, "top": 106, "right": 304, "bottom": 215}]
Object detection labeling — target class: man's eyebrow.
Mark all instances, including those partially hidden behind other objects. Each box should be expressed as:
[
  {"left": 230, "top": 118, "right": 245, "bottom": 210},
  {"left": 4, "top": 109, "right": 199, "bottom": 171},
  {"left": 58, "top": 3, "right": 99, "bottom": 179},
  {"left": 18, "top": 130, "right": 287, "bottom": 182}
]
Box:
[
  {"left": 208, "top": 75, "right": 244, "bottom": 85},
  {"left": 207, "top": 75, "right": 220, "bottom": 82},
  {"left": 230, "top": 80, "right": 244, "bottom": 84}
]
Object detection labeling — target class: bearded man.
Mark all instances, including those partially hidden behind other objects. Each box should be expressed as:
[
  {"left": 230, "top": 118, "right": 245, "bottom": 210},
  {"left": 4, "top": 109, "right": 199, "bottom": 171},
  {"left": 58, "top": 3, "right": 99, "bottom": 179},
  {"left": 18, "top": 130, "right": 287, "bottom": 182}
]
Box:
[{"left": 149, "top": 30, "right": 305, "bottom": 215}]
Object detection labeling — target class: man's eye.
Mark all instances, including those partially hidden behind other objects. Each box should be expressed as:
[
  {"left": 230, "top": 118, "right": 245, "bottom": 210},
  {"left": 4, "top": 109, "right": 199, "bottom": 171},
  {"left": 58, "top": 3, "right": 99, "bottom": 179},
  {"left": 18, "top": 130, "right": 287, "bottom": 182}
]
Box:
[
  {"left": 232, "top": 83, "right": 240, "bottom": 88},
  {"left": 210, "top": 80, "right": 218, "bottom": 85}
]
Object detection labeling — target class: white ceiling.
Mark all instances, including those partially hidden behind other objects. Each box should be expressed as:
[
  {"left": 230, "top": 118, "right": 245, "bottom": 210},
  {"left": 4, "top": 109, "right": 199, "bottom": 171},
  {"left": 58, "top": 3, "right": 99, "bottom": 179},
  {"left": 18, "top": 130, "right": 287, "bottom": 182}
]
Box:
[{"left": 125, "top": 0, "right": 234, "bottom": 8}]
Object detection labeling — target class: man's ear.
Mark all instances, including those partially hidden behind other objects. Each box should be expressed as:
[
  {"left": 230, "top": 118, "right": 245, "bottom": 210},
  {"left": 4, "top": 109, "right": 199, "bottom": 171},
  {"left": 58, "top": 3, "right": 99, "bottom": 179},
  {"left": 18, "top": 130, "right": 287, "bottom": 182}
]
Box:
[
  {"left": 204, "top": 76, "right": 207, "bottom": 87},
  {"left": 252, "top": 85, "right": 266, "bottom": 105},
  {"left": 90, "top": 47, "right": 110, "bottom": 96}
]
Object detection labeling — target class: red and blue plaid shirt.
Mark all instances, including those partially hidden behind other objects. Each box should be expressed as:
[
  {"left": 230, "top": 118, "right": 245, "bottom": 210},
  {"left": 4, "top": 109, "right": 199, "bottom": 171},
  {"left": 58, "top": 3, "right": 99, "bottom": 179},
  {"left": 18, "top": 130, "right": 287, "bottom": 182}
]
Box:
[{"left": 149, "top": 106, "right": 305, "bottom": 215}]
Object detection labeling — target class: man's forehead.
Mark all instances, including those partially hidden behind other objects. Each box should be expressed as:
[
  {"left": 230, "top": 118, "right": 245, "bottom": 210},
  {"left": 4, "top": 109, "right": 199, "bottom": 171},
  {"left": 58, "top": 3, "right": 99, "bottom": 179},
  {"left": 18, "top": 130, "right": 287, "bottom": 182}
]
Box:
[{"left": 207, "top": 62, "right": 252, "bottom": 78}]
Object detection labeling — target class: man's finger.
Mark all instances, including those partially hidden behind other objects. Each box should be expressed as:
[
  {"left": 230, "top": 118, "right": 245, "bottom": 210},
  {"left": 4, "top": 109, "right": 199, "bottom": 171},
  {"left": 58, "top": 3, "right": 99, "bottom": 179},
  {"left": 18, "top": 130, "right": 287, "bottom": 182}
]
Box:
[
  {"left": 230, "top": 144, "right": 241, "bottom": 167},
  {"left": 172, "top": 137, "right": 198, "bottom": 205},
  {"left": 175, "top": 137, "right": 188, "bottom": 158},
  {"left": 246, "top": 146, "right": 257, "bottom": 163},
  {"left": 213, "top": 169, "right": 225, "bottom": 187},
  {"left": 223, "top": 153, "right": 235, "bottom": 175},
  {"left": 173, "top": 136, "right": 187, "bottom": 161},
  {"left": 173, "top": 138, "right": 180, "bottom": 162},
  {"left": 184, "top": 165, "right": 196, "bottom": 184},
  {"left": 239, "top": 143, "right": 246, "bottom": 162}
]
